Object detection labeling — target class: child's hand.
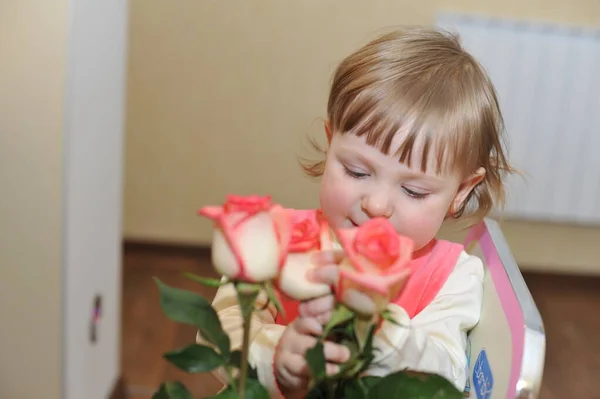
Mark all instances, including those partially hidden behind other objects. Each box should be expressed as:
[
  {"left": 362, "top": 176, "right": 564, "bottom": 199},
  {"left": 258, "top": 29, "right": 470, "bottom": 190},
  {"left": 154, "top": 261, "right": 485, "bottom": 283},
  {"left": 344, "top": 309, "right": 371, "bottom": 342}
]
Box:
[
  {"left": 274, "top": 252, "right": 349, "bottom": 393},
  {"left": 274, "top": 299, "right": 350, "bottom": 393}
]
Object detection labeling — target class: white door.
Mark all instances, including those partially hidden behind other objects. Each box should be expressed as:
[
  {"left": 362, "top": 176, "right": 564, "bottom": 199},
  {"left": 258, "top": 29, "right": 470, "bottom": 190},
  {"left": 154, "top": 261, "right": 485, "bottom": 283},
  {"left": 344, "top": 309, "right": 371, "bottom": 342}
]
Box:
[{"left": 62, "top": 0, "right": 128, "bottom": 398}]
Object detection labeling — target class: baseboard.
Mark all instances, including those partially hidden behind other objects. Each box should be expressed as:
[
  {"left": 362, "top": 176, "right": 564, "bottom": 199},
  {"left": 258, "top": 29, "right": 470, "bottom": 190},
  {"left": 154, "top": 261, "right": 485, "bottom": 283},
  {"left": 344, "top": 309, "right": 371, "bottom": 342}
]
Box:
[
  {"left": 109, "top": 375, "right": 127, "bottom": 399},
  {"left": 123, "top": 239, "right": 210, "bottom": 258}
]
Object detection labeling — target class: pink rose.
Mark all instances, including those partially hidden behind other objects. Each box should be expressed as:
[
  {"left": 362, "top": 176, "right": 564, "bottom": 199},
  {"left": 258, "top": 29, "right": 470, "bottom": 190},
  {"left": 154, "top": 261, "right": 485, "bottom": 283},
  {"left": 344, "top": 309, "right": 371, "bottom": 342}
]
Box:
[
  {"left": 198, "top": 195, "right": 292, "bottom": 283},
  {"left": 334, "top": 217, "right": 414, "bottom": 316},
  {"left": 276, "top": 210, "right": 333, "bottom": 301}
]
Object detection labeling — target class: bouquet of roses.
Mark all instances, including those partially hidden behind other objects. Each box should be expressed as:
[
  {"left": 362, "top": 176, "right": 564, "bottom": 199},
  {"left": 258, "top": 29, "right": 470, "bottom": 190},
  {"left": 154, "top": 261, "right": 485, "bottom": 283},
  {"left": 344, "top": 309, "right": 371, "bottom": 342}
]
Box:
[{"left": 152, "top": 195, "right": 463, "bottom": 399}]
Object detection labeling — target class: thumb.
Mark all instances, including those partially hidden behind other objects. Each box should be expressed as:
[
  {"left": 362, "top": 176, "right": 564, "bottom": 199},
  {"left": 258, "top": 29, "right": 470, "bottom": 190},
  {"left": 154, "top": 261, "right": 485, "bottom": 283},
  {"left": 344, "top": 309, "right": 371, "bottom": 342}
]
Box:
[
  {"left": 310, "top": 249, "right": 345, "bottom": 266},
  {"left": 306, "top": 264, "right": 339, "bottom": 285}
]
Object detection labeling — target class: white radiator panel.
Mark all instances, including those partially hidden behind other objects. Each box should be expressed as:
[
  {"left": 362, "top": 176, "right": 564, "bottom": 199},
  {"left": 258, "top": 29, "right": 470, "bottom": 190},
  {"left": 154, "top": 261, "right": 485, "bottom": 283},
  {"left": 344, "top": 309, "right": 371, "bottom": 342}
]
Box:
[{"left": 436, "top": 13, "right": 600, "bottom": 225}]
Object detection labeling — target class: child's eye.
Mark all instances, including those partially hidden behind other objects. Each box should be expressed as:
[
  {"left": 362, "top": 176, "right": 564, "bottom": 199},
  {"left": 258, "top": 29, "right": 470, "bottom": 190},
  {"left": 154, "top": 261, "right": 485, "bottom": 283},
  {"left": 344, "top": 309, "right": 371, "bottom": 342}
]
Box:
[
  {"left": 403, "top": 187, "right": 428, "bottom": 199},
  {"left": 344, "top": 167, "right": 369, "bottom": 179}
]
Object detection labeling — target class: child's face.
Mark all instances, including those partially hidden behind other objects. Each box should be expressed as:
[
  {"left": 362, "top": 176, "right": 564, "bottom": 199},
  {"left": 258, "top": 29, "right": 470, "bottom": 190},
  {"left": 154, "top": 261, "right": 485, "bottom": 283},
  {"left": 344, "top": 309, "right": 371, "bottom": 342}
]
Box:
[{"left": 319, "top": 129, "right": 484, "bottom": 251}]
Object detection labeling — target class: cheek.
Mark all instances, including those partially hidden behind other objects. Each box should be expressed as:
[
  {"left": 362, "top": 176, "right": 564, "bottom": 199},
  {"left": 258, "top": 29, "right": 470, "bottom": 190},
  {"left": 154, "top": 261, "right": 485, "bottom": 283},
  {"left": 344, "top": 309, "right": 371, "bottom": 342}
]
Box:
[
  {"left": 319, "top": 166, "right": 356, "bottom": 227},
  {"left": 394, "top": 200, "right": 450, "bottom": 249}
]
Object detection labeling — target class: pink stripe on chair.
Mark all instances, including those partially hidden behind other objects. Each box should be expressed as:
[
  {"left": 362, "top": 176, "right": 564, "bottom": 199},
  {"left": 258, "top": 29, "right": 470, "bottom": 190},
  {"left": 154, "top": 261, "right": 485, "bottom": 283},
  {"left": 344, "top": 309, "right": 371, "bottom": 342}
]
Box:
[{"left": 465, "top": 223, "right": 525, "bottom": 399}]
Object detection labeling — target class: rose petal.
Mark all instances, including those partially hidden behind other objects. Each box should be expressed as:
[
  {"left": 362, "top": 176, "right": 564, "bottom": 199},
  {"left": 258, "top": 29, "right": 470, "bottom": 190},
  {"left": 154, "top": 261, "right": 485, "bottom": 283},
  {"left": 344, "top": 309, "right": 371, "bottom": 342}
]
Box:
[
  {"left": 353, "top": 218, "right": 400, "bottom": 269},
  {"left": 384, "top": 235, "right": 415, "bottom": 274},
  {"left": 288, "top": 209, "right": 321, "bottom": 253},
  {"left": 340, "top": 288, "right": 377, "bottom": 316},
  {"left": 211, "top": 226, "right": 242, "bottom": 279},
  {"left": 335, "top": 227, "right": 365, "bottom": 270},
  {"left": 336, "top": 261, "right": 412, "bottom": 315},
  {"left": 339, "top": 266, "right": 410, "bottom": 296},
  {"left": 235, "top": 212, "right": 282, "bottom": 281},
  {"left": 278, "top": 253, "right": 331, "bottom": 301},
  {"left": 269, "top": 205, "right": 293, "bottom": 266},
  {"left": 197, "top": 206, "right": 223, "bottom": 220},
  {"left": 210, "top": 211, "right": 282, "bottom": 282}
]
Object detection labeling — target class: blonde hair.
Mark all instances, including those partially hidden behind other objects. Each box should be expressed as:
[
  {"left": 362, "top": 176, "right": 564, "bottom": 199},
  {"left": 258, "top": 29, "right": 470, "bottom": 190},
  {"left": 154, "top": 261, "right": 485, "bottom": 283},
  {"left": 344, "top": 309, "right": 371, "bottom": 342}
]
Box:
[{"left": 302, "top": 26, "right": 515, "bottom": 226}]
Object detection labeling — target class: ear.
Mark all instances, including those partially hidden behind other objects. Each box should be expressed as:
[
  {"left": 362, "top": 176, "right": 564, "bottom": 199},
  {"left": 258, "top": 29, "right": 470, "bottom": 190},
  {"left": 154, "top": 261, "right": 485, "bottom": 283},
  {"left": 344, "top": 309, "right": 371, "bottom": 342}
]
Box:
[
  {"left": 451, "top": 167, "right": 486, "bottom": 215},
  {"left": 324, "top": 120, "right": 333, "bottom": 144}
]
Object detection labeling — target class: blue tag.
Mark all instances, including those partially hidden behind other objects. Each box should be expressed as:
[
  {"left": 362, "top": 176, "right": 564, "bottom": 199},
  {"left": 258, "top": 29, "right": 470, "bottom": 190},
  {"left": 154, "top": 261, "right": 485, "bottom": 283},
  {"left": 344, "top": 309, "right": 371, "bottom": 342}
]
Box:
[
  {"left": 464, "top": 336, "right": 472, "bottom": 393},
  {"left": 473, "top": 349, "right": 494, "bottom": 399}
]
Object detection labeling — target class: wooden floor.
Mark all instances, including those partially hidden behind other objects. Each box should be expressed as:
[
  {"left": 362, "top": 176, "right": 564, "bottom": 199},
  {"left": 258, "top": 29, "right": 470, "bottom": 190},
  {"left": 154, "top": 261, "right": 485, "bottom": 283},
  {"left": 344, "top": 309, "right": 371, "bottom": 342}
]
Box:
[
  {"left": 121, "top": 243, "right": 600, "bottom": 399},
  {"left": 121, "top": 244, "right": 223, "bottom": 399}
]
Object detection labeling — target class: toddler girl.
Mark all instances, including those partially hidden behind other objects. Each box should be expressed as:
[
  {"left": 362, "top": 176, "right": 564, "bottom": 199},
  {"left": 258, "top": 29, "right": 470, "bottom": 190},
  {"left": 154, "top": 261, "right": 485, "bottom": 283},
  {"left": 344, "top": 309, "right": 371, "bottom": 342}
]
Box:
[{"left": 203, "top": 26, "right": 514, "bottom": 398}]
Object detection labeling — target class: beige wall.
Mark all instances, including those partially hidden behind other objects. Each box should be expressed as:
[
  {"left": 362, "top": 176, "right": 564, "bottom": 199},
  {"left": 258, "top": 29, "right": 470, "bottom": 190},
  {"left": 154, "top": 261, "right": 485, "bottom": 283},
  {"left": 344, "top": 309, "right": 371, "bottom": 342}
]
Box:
[
  {"left": 0, "top": 1, "right": 67, "bottom": 398},
  {"left": 124, "top": 0, "right": 600, "bottom": 274}
]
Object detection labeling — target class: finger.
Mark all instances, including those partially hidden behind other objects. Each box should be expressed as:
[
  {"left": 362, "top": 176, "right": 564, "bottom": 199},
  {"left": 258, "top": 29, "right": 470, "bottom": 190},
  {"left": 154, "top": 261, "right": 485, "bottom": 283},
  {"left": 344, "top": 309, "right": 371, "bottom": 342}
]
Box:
[
  {"left": 283, "top": 353, "right": 312, "bottom": 378},
  {"left": 285, "top": 356, "right": 341, "bottom": 380},
  {"left": 306, "top": 264, "right": 339, "bottom": 285},
  {"left": 298, "top": 295, "right": 335, "bottom": 317},
  {"left": 315, "top": 310, "right": 332, "bottom": 325},
  {"left": 311, "top": 250, "right": 345, "bottom": 267},
  {"left": 323, "top": 341, "right": 351, "bottom": 364},
  {"left": 326, "top": 363, "right": 341, "bottom": 376},
  {"left": 293, "top": 316, "right": 323, "bottom": 336},
  {"left": 278, "top": 361, "right": 308, "bottom": 389}
]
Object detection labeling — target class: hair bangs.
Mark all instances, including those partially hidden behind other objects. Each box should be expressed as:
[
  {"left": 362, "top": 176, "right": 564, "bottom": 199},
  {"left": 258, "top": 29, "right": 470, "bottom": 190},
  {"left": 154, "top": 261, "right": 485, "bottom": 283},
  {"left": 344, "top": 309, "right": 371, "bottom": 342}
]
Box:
[
  {"left": 330, "top": 74, "right": 484, "bottom": 178},
  {"left": 395, "top": 97, "right": 485, "bottom": 178},
  {"left": 330, "top": 85, "right": 409, "bottom": 155}
]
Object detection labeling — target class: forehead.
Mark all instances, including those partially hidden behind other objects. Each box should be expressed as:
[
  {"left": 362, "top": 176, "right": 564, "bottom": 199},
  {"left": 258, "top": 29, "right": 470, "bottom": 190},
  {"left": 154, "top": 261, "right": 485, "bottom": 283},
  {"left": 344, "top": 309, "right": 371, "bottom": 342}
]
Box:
[{"left": 333, "top": 130, "right": 452, "bottom": 178}]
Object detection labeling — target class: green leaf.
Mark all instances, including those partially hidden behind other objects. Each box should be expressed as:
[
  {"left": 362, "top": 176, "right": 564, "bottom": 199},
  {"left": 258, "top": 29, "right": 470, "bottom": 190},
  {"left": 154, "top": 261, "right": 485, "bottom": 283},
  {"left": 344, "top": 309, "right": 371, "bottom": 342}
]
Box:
[
  {"left": 361, "top": 324, "right": 376, "bottom": 362},
  {"left": 323, "top": 304, "right": 355, "bottom": 337},
  {"left": 305, "top": 383, "right": 329, "bottom": 399},
  {"left": 381, "top": 308, "right": 403, "bottom": 327},
  {"left": 207, "top": 386, "right": 239, "bottom": 399},
  {"left": 306, "top": 341, "right": 327, "bottom": 380},
  {"left": 215, "top": 380, "right": 269, "bottom": 399},
  {"left": 336, "top": 357, "right": 368, "bottom": 380},
  {"left": 367, "top": 371, "right": 463, "bottom": 399},
  {"left": 343, "top": 379, "right": 368, "bottom": 399},
  {"left": 152, "top": 381, "right": 193, "bottom": 399},
  {"left": 360, "top": 376, "right": 382, "bottom": 392},
  {"left": 154, "top": 278, "right": 230, "bottom": 357},
  {"left": 242, "top": 378, "right": 270, "bottom": 399},
  {"left": 263, "top": 281, "right": 285, "bottom": 318},
  {"left": 183, "top": 272, "right": 226, "bottom": 288},
  {"left": 152, "top": 384, "right": 168, "bottom": 399},
  {"left": 227, "top": 350, "right": 258, "bottom": 379},
  {"left": 354, "top": 318, "right": 374, "bottom": 352},
  {"left": 164, "top": 343, "right": 225, "bottom": 373},
  {"left": 228, "top": 350, "right": 243, "bottom": 368}
]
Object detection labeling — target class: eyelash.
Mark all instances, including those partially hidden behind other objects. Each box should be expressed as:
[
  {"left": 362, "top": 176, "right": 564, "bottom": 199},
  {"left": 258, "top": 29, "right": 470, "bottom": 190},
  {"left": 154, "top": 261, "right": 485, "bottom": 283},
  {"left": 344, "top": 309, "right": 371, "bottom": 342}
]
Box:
[
  {"left": 344, "top": 166, "right": 429, "bottom": 200},
  {"left": 403, "top": 187, "right": 428, "bottom": 200},
  {"left": 343, "top": 167, "right": 369, "bottom": 179}
]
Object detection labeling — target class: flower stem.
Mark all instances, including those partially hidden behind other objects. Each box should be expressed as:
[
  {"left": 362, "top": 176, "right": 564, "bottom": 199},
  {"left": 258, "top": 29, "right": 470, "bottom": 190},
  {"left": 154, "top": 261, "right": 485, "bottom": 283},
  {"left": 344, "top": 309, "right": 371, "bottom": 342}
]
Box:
[
  {"left": 235, "top": 283, "right": 260, "bottom": 399},
  {"left": 224, "top": 365, "right": 237, "bottom": 391},
  {"left": 238, "top": 313, "right": 252, "bottom": 399}
]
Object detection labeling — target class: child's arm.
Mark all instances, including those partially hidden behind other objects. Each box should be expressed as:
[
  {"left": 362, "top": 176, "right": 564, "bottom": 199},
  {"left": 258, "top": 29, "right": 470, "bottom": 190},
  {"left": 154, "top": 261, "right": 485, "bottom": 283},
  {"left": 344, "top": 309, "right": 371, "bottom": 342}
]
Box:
[
  {"left": 199, "top": 282, "right": 349, "bottom": 398},
  {"left": 197, "top": 282, "right": 286, "bottom": 395},
  {"left": 367, "top": 251, "right": 484, "bottom": 390}
]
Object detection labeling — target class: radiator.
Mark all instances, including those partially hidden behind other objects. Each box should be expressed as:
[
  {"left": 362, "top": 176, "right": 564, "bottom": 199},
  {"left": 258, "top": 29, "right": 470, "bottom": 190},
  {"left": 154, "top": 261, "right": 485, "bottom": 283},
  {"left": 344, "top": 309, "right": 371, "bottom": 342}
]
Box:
[{"left": 436, "top": 13, "right": 600, "bottom": 226}]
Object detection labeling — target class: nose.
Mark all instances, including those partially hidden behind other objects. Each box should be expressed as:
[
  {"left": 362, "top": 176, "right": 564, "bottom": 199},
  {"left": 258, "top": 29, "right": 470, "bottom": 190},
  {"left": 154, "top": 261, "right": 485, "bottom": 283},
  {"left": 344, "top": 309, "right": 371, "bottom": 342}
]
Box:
[{"left": 361, "top": 190, "right": 393, "bottom": 219}]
